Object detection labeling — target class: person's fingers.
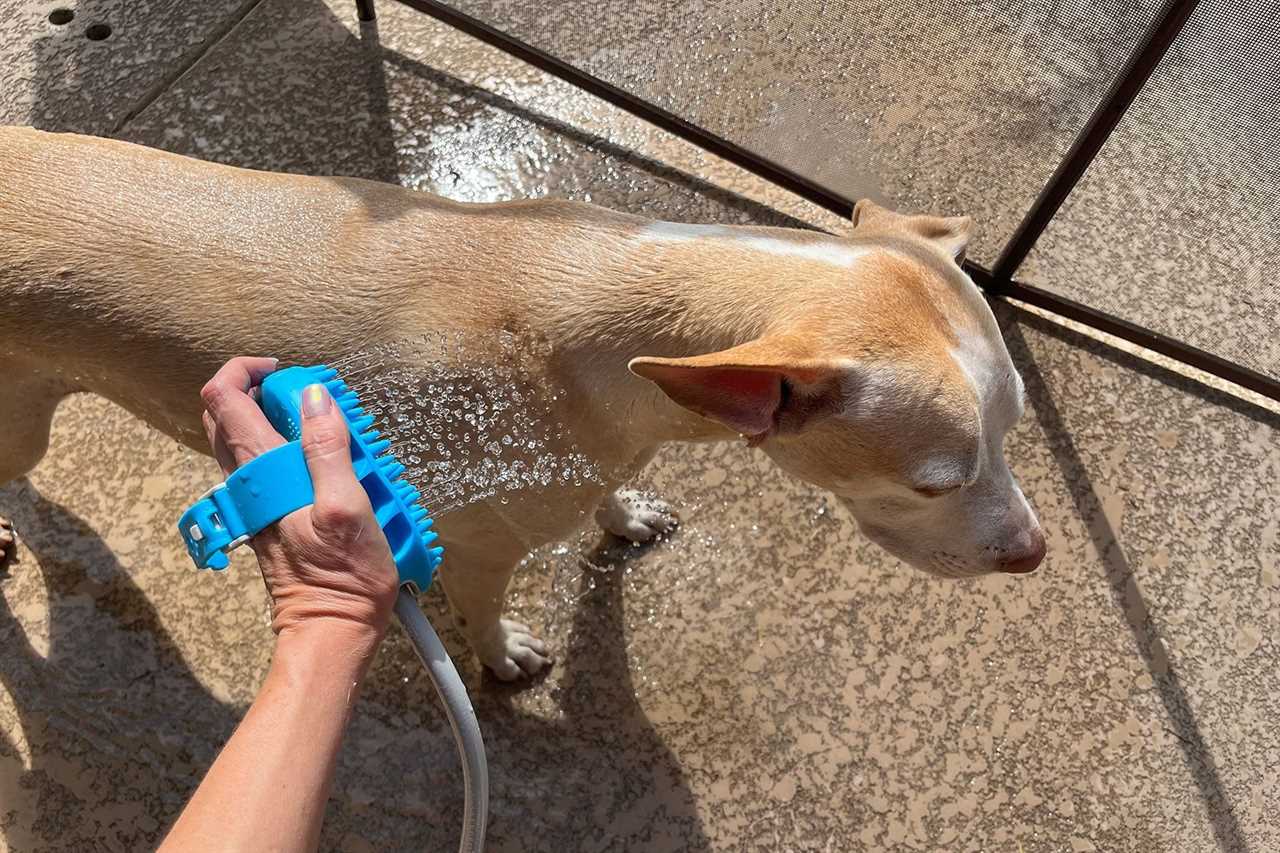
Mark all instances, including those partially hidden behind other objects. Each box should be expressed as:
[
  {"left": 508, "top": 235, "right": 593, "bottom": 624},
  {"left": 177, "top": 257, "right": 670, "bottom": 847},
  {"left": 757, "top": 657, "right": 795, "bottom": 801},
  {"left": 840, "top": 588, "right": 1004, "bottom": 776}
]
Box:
[
  {"left": 200, "top": 357, "right": 283, "bottom": 467},
  {"left": 202, "top": 411, "right": 238, "bottom": 476},
  {"left": 298, "top": 384, "right": 375, "bottom": 543}
]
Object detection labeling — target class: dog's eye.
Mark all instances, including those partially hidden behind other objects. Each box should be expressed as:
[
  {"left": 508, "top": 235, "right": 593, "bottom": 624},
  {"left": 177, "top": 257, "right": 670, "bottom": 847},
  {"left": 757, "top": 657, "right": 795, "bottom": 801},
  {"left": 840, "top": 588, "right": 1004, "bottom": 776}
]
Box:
[{"left": 912, "top": 483, "right": 962, "bottom": 499}]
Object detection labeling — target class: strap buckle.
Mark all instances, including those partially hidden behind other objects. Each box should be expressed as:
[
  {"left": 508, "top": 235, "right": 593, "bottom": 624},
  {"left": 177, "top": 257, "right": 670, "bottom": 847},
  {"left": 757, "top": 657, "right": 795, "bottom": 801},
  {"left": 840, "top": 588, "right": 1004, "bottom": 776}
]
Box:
[{"left": 178, "top": 483, "right": 249, "bottom": 570}]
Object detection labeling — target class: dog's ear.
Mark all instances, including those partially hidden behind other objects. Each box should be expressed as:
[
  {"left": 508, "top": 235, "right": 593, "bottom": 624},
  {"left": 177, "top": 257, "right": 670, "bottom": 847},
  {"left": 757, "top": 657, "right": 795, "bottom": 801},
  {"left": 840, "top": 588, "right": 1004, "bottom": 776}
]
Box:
[
  {"left": 629, "top": 336, "right": 845, "bottom": 440},
  {"left": 852, "top": 199, "right": 972, "bottom": 263}
]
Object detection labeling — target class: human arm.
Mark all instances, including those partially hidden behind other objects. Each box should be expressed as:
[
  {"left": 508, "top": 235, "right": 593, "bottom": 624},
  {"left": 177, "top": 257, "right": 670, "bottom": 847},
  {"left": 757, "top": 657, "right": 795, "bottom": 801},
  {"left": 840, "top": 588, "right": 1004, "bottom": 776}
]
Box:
[{"left": 159, "top": 357, "right": 400, "bottom": 853}]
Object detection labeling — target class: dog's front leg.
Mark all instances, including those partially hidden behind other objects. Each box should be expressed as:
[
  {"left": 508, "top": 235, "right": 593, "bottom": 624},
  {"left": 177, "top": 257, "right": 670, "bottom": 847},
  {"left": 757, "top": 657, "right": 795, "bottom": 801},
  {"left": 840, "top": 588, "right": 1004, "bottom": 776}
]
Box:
[
  {"left": 592, "top": 447, "right": 678, "bottom": 543},
  {"left": 595, "top": 489, "right": 679, "bottom": 542},
  {"left": 436, "top": 526, "right": 552, "bottom": 681}
]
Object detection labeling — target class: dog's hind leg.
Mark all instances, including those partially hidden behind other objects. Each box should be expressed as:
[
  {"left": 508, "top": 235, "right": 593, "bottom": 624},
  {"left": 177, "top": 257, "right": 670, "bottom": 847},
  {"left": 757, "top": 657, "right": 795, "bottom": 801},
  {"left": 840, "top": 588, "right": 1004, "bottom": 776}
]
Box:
[{"left": 0, "top": 363, "right": 78, "bottom": 562}]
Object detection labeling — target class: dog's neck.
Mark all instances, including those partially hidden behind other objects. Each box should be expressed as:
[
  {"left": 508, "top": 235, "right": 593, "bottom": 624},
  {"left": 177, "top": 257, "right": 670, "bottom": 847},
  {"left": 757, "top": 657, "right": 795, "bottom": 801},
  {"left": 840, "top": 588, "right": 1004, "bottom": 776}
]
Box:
[{"left": 529, "top": 221, "right": 846, "bottom": 457}]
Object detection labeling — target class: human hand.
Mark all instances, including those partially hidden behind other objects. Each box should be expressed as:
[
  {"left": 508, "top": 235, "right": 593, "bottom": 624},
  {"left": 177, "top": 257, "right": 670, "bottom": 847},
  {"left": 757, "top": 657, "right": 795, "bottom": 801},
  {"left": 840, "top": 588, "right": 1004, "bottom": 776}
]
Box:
[{"left": 199, "top": 357, "right": 400, "bottom": 642}]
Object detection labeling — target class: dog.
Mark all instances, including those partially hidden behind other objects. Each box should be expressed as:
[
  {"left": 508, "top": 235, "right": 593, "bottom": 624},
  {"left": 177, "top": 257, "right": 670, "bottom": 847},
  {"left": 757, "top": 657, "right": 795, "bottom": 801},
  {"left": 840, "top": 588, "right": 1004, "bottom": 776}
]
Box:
[{"left": 0, "top": 126, "right": 1044, "bottom": 679}]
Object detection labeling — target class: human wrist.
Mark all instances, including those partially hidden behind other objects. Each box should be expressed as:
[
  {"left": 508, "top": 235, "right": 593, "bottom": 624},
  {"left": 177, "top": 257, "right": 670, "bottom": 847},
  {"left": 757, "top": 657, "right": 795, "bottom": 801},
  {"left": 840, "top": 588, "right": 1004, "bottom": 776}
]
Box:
[
  {"left": 272, "top": 618, "right": 387, "bottom": 685},
  {"left": 265, "top": 577, "right": 398, "bottom": 640}
]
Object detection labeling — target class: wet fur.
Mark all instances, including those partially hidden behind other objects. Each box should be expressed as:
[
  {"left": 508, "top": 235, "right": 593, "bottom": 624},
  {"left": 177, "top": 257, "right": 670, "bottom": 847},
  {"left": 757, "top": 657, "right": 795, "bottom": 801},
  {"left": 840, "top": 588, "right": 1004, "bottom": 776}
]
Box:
[{"left": 0, "top": 127, "right": 1042, "bottom": 677}]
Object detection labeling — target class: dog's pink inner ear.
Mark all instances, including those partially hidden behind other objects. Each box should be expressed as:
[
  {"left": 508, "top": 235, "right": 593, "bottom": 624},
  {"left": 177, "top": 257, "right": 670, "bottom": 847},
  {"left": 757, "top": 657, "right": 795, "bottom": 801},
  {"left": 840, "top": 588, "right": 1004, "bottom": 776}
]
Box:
[
  {"left": 631, "top": 335, "right": 840, "bottom": 438},
  {"left": 629, "top": 362, "right": 782, "bottom": 436}
]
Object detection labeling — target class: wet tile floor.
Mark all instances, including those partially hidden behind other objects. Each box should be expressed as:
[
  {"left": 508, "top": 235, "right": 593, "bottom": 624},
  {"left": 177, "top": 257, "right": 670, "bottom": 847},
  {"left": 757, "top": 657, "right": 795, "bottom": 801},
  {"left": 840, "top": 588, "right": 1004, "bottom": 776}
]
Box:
[{"left": 1, "top": 1, "right": 1277, "bottom": 850}]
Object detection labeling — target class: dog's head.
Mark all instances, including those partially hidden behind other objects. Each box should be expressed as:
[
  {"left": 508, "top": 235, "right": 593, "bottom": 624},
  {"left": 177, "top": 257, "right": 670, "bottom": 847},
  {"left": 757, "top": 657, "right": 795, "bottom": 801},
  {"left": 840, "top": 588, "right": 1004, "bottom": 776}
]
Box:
[{"left": 629, "top": 200, "right": 1044, "bottom": 578}]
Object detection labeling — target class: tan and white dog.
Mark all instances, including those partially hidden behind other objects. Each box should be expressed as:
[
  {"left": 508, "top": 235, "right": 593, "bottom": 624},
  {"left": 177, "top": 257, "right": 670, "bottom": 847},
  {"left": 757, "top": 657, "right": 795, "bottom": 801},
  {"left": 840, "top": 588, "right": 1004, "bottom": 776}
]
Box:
[{"left": 0, "top": 126, "right": 1044, "bottom": 679}]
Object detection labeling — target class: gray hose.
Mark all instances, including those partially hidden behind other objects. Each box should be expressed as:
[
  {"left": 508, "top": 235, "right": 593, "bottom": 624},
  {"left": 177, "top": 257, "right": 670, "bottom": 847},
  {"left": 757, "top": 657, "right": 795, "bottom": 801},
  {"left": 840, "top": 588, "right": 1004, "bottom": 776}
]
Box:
[{"left": 393, "top": 588, "right": 488, "bottom": 853}]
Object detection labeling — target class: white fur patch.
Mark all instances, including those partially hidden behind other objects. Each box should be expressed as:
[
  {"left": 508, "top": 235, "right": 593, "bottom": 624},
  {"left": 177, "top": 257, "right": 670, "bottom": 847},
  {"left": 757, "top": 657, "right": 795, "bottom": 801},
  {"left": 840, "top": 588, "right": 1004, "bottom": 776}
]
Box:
[
  {"left": 640, "top": 221, "right": 731, "bottom": 242},
  {"left": 638, "top": 222, "right": 871, "bottom": 269},
  {"left": 951, "top": 330, "right": 1024, "bottom": 433}
]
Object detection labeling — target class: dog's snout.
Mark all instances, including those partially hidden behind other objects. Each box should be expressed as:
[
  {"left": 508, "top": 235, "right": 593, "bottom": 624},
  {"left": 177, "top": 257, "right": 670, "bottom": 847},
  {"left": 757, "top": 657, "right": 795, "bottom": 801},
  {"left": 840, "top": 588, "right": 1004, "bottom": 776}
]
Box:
[{"left": 997, "top": 527, "right": 1046, "bottom": 574}]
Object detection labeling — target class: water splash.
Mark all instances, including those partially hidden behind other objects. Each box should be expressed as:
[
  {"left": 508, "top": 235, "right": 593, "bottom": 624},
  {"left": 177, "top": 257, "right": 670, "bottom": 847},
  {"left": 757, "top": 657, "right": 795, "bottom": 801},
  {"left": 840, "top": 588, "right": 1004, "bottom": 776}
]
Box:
[{"left": 329, "top": 331, "right": 605, "bottom": 515}]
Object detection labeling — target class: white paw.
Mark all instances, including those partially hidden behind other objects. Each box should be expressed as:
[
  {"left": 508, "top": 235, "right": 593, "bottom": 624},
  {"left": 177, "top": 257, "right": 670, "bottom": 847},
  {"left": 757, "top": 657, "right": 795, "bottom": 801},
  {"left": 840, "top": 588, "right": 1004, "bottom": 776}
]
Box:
[
  {"left": 595, "top": 489, "right": 678, "bottom": 543},
  {"left": 0, "top": 516, "right": 13, "bottom": 563},
  {"left": 474, "top": 619, "right": 552, "bottom": 681}
]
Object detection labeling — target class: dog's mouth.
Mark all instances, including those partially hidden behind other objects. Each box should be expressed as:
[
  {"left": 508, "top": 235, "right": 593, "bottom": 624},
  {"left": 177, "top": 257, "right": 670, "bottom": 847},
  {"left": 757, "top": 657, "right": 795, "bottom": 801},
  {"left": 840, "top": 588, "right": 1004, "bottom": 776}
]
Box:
[{"left": 925, "top": 550, "right": 985, "bottom": 579}]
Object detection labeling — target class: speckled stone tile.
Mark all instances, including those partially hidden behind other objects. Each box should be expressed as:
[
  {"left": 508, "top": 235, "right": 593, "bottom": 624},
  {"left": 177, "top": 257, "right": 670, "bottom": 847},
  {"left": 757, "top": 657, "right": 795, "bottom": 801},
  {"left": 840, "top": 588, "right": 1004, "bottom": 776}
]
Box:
[
  {"left": 0, "top": 0, "right": 255, "bottom": 133},
  {"left": 1, "top": 0, "right": 1277, "bottom": 851}
]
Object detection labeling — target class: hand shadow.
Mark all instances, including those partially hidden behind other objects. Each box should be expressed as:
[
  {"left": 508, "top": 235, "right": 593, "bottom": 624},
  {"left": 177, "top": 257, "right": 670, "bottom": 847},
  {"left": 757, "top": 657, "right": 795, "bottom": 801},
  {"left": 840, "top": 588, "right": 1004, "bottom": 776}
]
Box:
[{"left": 0, "top": 478, "right": 240, "bottom": 851}]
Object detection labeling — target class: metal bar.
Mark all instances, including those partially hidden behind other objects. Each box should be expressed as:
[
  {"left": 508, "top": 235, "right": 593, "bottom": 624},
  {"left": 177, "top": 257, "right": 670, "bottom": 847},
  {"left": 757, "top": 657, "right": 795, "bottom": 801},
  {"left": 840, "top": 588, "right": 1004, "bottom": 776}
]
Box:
[
  {"left": 356, "top": 0, "right": 376, "bottom": 22},
  {"left": 388, "top": 0, "right": 855, "bottom": 219},
  {"left": 966, "top": 263, "right": 1280, "bottom": 404},
  {"left": 990, "top": 0, "right": 1201, "bottom": 280}
]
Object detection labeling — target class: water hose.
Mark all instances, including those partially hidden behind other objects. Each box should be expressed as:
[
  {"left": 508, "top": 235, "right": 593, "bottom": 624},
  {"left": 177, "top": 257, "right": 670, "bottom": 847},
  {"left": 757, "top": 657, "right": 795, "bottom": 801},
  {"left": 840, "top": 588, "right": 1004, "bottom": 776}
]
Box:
[{"left": 394, "top": 588, "right": 488, "bottom": 853}]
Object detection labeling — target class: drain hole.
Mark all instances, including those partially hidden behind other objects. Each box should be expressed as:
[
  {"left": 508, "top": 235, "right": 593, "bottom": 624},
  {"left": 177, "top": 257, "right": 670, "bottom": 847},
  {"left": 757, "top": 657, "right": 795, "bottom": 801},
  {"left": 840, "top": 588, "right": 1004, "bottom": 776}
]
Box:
[
  {"left": 48, "top": 8, "right": 74, "bottom": 25},
  {"left": 85, "top": 22, "right": 111, "bottom": 40}
]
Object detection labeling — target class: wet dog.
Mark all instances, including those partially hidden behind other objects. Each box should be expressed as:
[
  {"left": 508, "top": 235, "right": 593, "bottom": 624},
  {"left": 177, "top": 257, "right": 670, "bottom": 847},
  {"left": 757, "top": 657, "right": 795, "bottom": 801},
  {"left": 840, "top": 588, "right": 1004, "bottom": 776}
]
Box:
[{"left": 0, "top": 127, "right": 1044, "bottom": 678}]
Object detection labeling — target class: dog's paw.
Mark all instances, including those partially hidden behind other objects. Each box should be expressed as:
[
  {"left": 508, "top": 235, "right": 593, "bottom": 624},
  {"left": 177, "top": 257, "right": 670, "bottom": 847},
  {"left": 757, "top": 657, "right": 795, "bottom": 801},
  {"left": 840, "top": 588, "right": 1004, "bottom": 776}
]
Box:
[
  {"left": 474, "top": 619, "right": 553, "bottom": 681},
  {"left": 595, "top": 488, "right": 678, "bottom": 543},
  {"left": 0, "top": 516, "right": 14, "bottom": 566}
]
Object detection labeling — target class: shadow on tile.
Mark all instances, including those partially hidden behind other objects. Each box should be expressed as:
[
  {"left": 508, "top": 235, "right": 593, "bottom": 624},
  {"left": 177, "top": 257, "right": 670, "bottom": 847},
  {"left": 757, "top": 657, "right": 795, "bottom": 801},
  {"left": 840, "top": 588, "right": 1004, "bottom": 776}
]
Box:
[
  {"left": 999, "top": 307, "right": 1253, "bottom": 853},
  {"left": 0, "top": 478, "right": 236, "bottom": 849},
  {"left": 0, "top": 473, "right": 707, "bottom": 851},
  {"left": 473, "top": 537, "right": 711, "bottom": 852}
]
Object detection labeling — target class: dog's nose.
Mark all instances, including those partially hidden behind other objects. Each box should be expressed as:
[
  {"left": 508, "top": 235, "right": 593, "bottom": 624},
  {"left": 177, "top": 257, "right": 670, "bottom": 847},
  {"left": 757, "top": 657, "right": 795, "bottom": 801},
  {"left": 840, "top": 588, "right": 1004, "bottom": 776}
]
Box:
[{"left": 998, "top": 528, "right": 1046, "bottom": 574}]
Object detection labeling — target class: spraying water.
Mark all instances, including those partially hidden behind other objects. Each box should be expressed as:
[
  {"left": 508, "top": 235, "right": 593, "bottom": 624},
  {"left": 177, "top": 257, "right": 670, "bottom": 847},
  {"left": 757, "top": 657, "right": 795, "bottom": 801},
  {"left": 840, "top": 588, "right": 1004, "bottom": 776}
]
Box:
[{"left": 329, "top": 331, "right": 607, "bottom": 516}]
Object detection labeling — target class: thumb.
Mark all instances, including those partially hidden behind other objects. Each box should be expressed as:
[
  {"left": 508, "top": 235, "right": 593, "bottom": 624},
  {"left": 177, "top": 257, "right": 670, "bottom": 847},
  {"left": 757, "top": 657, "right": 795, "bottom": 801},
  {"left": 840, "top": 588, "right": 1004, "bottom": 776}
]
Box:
[{"left": 299, "top": 383, "right": 370, "bottom": 530}]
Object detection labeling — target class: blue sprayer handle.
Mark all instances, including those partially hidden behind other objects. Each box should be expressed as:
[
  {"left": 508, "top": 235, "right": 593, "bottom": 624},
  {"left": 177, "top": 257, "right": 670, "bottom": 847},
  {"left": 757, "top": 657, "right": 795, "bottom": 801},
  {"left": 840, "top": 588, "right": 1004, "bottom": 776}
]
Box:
[{"left": 177, "top": 365, "right": 443, "bottom": 592}]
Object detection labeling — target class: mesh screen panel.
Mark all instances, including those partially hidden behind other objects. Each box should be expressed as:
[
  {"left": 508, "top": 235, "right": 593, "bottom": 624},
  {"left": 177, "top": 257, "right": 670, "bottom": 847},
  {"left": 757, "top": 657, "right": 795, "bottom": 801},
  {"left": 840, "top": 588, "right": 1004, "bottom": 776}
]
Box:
[
  {"left": 1020, "top": 0, "right": 1280, "bottom": 377},
  {"left": 444, "top": 0, "right": 1160, "bottom": 262}
]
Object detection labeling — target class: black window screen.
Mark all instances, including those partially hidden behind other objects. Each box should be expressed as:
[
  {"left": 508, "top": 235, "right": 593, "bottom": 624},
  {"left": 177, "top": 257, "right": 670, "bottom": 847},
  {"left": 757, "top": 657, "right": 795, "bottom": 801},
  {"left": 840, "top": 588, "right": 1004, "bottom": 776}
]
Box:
[{"left": 1021, "top": 0, "right": 1280, "bottom": 377}]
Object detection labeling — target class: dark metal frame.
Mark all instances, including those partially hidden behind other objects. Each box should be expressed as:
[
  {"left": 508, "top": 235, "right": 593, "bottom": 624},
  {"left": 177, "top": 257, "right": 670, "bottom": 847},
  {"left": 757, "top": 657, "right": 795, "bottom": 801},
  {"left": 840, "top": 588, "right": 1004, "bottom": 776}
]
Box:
[{"left": 359, "top": 0, "right": 1280, "bottom": 404}]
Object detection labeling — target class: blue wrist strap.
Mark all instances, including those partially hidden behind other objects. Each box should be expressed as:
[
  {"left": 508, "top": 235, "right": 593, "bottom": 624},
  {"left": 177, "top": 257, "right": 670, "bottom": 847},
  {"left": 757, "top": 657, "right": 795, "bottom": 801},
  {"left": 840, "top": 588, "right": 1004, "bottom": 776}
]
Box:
[{"left": 178, "top": 442, "right": 315, "bottom": 570}]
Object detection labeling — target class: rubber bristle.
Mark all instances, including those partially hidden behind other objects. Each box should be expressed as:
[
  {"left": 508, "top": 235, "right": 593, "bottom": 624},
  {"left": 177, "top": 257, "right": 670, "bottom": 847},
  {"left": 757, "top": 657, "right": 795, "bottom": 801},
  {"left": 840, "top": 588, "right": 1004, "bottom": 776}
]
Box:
[
  {"left": 317, "top": 368, "right": 339, "bottom": 381},
  {"left": 336, "top": 380, "right": 440, "bottom": 570}
]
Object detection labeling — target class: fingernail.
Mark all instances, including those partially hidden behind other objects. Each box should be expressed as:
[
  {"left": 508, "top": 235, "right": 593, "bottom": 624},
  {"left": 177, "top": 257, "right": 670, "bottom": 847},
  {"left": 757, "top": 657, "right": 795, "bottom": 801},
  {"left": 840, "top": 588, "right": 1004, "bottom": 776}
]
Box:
[{"left": 302, "top": 384, "right": 331, "bottom": 417}]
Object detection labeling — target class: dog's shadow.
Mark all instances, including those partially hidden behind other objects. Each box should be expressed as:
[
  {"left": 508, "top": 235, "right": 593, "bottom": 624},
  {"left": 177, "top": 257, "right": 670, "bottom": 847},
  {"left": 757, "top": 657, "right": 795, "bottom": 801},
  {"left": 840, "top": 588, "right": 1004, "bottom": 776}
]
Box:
[{"left": 0, "top": 478, "right": 708, "bottom": 851}]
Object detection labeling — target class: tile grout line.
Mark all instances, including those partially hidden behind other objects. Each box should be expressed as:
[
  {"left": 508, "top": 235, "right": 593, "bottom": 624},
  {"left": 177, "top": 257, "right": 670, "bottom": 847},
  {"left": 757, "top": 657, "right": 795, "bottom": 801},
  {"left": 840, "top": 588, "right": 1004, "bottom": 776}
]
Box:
[{"left": 110, "top": 0, "right": 270, "bottom": 135}]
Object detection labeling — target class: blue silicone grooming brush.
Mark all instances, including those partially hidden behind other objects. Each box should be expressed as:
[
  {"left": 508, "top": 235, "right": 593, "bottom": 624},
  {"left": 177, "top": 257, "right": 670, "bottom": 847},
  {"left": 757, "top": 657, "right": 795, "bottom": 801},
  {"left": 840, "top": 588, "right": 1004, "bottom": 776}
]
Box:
[{"left": 177, "top": 364, "right": 444, "bottom": 592}]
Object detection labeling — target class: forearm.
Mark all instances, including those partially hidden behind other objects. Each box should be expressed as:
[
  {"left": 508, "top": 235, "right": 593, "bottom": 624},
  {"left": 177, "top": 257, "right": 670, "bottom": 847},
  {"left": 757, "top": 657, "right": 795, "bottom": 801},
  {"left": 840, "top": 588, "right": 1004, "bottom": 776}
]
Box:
[{"left": 160, "top": 622, "right": 383, "bottom": 853}]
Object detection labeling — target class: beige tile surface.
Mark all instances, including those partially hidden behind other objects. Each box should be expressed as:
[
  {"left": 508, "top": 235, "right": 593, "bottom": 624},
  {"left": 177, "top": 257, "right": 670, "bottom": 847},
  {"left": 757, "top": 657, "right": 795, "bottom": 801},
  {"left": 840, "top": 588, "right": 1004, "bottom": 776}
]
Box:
[{"left": 1, "top": 1, "right": 1277, "bottom": 850}]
